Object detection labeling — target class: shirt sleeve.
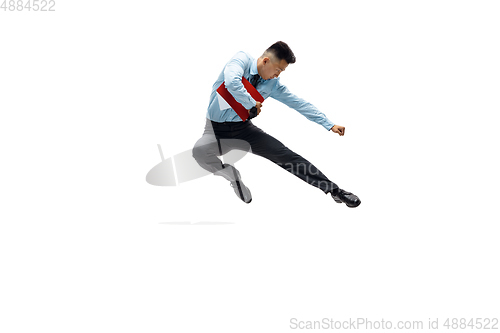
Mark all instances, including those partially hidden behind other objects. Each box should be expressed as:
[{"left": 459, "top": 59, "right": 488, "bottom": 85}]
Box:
[
  {"left": 271, "top": 79, "right": 335, "bottom": 131},
  {"left": 223, "top": 52, "right": 257, "bottom": 110}
]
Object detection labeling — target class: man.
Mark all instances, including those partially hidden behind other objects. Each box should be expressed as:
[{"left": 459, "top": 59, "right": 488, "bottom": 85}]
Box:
[{"left": 192, "top": 41, "right": 360, "bottom": 208}]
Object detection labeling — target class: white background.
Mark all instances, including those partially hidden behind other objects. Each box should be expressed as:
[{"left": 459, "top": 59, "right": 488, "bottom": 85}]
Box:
[{"left": 1, "top": 0, "right": 499, "bottom": 332}]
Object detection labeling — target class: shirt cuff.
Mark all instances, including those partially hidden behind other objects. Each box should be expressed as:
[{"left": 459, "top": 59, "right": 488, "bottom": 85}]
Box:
[
  {"left": 242, "top": 97, "right": 256, "bottom": 110},
  {"left": 322, "top": 119, "right": 335, "bottom": 131}
]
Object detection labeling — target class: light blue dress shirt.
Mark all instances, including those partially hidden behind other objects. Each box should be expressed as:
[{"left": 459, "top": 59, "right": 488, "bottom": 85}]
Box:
[{"left": 206, "top": 51, "right": 335, "bottom": 131}]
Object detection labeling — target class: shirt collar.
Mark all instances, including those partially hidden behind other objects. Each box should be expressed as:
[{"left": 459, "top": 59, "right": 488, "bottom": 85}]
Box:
[{"left": 250, "top": 58, "right": 259, "bottom": 76}]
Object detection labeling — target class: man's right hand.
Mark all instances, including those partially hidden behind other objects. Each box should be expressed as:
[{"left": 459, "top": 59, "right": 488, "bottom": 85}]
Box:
[
  {"left": 248, "top": 102, "right": 263, "bottom": 120},
  {"left": 252, "top": 101, "right": 262, "bottom": 115}
]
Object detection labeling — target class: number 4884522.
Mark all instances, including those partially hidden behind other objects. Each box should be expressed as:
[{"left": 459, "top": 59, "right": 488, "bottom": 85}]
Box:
[{"left": 1, "top": 0, "right": 56, "bottom": 11}]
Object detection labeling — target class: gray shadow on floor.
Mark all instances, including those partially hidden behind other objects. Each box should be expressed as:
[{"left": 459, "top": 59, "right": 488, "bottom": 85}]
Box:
[{"left": 159, "top": 221, "right": 235, "bottom": 225}]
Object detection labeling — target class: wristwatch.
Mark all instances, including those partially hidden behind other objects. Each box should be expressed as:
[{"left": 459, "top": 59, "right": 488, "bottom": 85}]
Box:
[{"left": 248, "top": 106, "right": 258, "bottom": 120}]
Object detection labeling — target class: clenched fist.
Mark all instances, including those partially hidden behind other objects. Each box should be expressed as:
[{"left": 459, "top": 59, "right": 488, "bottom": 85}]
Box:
[{"left": 331, "top": 125, "right": 345, "bottom": 136}]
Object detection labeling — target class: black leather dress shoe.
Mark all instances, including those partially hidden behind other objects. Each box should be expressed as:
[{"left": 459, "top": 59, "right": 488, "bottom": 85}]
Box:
[
  {"left": 331, "top": 189, "right": 361, "bottom": 208},
  {"left": 230, "top": 179, "right": 252, "bottom": 203},
  {"left": 214, "top": 164, "right": 252, "bottom": 203}
]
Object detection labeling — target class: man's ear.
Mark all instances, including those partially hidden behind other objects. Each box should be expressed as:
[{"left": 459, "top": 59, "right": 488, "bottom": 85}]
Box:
[{"left": 262, "top": 57, "right": 271, "bottom": 65}]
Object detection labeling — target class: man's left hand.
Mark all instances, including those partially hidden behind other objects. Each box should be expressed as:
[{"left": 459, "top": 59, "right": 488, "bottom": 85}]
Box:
[{"left": 331, "top": 125, "right": 345, "bottom": 136}]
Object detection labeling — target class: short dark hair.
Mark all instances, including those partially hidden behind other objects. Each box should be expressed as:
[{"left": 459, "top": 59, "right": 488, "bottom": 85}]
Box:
[{"left": 265, "top": 41, "right": 296, "bottom": 64}]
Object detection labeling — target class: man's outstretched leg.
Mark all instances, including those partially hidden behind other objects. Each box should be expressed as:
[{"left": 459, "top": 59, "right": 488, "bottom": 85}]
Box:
[{"left": 240, "top": 122, "right": 361, "bottom": 207}]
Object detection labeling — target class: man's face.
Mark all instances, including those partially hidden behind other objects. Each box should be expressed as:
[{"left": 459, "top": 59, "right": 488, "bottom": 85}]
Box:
[{"left": 260, "top": 57, "right": 288, "bottom": 80}]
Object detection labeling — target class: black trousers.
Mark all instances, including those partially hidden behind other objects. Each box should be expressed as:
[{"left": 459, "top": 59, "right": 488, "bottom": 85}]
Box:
[{"left": 192, "top": 118, "right": 338, "bottom": 194}]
